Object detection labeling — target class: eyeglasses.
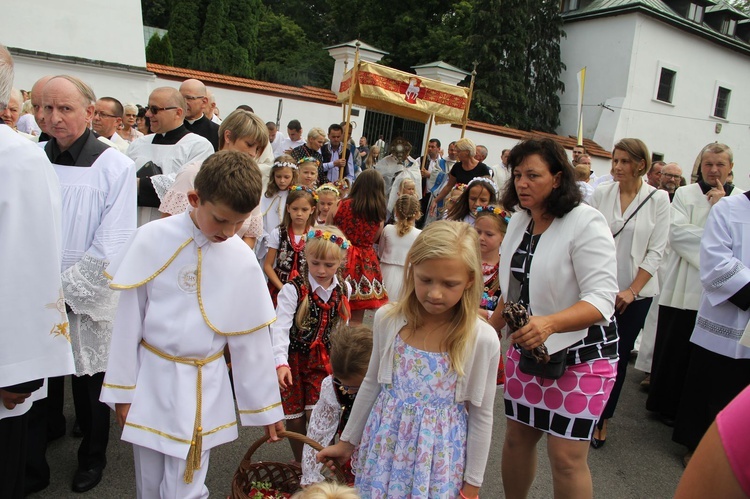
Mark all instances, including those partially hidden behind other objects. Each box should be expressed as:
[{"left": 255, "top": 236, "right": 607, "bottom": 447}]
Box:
[
  {"left": 147, "top": 106, "right": 178, "bottom": 115},
  {"left": 183, "top": 95, "right": 205, "bottom": 101},
  {"left": 124, "top": 113, "right": 137, "bottom": 118},
  {"left": 662, "top": 173, "right": 681, "bottom": 179},
  {"left": 94, "top": 110, "right": 120, "bottom": 119},
  {"left": 333, "top": 379, "right": 360, "bottom": 394}
]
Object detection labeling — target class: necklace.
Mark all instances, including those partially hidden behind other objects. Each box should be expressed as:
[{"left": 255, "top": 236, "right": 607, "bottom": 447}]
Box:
[
  {"left": 482, "top": 262, "right": 499, "bottom": 276},
  {"left": 411, "top": 319, "right": 452, "bottom": 351},
  {"left": 288, "top": 225, "right": 307, "bottom": 253}
]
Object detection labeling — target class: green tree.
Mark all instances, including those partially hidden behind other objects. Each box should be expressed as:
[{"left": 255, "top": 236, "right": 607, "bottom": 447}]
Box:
[
  {"left": 145, "top": 33, "right": 175, "bottom": 66},
  {"left": 142, "top": 0, "right": 172, "bottom": 28},
  {"left": 192, "top": 0, "right": 253, "bottom": 77},
  {"left": 167, "top": 0, "right": 204, "bottom": 68},
  {"left": 228, "top": 0, "right": 262, "bottom": 75}
]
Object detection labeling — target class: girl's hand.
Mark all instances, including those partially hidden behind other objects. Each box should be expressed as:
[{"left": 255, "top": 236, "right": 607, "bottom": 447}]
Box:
[
  {"left": 615, "top": 289, "right": 635, "bottom": 314},
  {"left": 277, "top": 366, "right": 292, "bottom": 389},
  {"left": 316, "top": 440, "right": 355, "bottom": 470},
  {"left": 264, "top": 420, "right": 285, "bottom": 442},
  {"left": 510, "top": 315, "right": 555, "bottom": 351},
  {"left": 115, "top": 403, "right": 131, "bottom": 428}
]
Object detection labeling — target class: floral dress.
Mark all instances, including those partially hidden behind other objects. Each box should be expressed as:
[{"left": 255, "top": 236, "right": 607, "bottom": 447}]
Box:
[
  {"left": 354, "top": 335, "right": 467, "bottom": 498},
  {"left": 333, "top": 199, "right": 388, "bottom": 309}
]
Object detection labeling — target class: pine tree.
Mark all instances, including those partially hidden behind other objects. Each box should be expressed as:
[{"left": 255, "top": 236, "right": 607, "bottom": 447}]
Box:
[
  {"left": 167, "top": 0, "right": 203, "bottom": 68},
  {"left": 228, "top": 0, "right": 262, "bottom": 76},
  {"left": 526, "top": 0, "right": 565, "bottom": 132},
  {"left": 145, "top": 33, "right": 175, "bottom": 66}
]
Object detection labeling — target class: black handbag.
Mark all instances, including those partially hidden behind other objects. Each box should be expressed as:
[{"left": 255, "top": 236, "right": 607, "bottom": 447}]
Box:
[{"left": 136, "top": 160, "right": 162, "bottom": 179}]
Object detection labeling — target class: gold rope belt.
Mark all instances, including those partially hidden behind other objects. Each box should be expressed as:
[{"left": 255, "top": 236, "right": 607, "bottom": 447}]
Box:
[{"left": 140, "top": 339, "right": 225, "bottom": 483}]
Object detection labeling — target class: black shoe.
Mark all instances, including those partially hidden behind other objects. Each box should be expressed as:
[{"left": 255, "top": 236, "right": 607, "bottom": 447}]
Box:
[
  {"left": 72, "top": 420, "right": 83, "bottom": 438},
  {"left": 71, "top": 467, "right": 103, "bottom": 493},
  {"left": 590, "top": 419, "right": 607, "bottom": 449}
]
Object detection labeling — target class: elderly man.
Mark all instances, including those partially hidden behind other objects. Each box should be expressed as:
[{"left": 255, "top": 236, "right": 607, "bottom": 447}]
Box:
[
  {"left": 647, "top": 144, "right": 744, "bottom": 456},
  {"left": 179, "top": 78, "right": 220, "bottom": 151},
  {"left": 291, "top": 126, "right": 326, "bottom": 184},
  {"left": 321, "top": 123, "right": 355, "bottom": 183},
  {"left": 92, "top": 97, "right": 129, "bottom": 153},
  {"left": 42, "top": 75, "right": 137, "bottom": 492},
  {"left": 30, "top": 76, "right": 53, "bottom": 142},
  {"left": 127, "top": 87, "right": 214, "bottom": 225},
  {"left": 0, "top": 45, "right": 75, "bottom": 499},
  {"left": 660, "top": 162, "right": 683, "bottom": 201},
  {"left": 205, "top": 89, "right": 222, "bottom": 124},
  {"left": 0, "top": 87, "right": 21, "bottom": 128}
]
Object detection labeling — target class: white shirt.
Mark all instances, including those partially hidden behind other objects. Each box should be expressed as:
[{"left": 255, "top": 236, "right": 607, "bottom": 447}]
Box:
[
  {"left": 271, "top": 131, "right": 287, "bottom": 159},
  {"left": 279, "top": 137, "right": 305, "bottom": 154},
  {"left": 271, "top": 274, "right": 350, "bottom": 366},
  {"left": 260, "top": 190, "right": 289, "bottom": 236}
]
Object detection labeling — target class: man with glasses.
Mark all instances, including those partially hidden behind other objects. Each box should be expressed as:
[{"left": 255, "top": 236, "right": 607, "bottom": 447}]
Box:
[
  {"left": 127, "top": 87, "right": 213, "bottom": 225},
  {"left": 660, "top": 162, "right": 683, "bottom": 202},
  {"left": 92, "top": 97, "right": 129, "bottom": 153},
  {"left": 179, "top": 78, "right": 219, "bottom": 151},
  {"left": 41, "top": 74, "right": 137, "bottom": 493}
]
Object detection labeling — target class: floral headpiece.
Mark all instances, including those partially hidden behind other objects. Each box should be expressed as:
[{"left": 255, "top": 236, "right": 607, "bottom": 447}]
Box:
[
  {"left": 451, "top": 183, "right": 467, "bottom": 193},
  {"left": 316, "top": 183, "right": 340, "bottom": 197},
  {"left": 306, "top": 229, "right": 350, "bottom": 250},
  {"left": 297, "top": 156, "right": 321, "bottom": 167},
  {"left": 289, "top": 185, "right": 319, "bottom": 202},
  {"left": 273, "top": 161, "right": 297, "bottom": 170},
  {"left": 475, "top": 205, "right": 511, "bottom": 223},
  {"left": 467, "top": 177, "right": 498, "bottom": 196}
]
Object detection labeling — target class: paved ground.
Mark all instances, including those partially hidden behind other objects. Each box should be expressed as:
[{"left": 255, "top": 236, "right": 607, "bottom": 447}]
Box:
[{"left": 33, "top": 332, "right": 687, "bottom": 498}]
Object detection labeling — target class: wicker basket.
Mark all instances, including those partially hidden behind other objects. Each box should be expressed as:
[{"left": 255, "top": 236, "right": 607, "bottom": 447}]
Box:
[{"left": 231, "top": 430, "right": 347, "bottom": 498}]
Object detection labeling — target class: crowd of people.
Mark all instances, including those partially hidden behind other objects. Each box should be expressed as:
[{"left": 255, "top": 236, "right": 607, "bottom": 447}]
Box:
[{"left": 2, "top": 42, "right": 749, "bottom": 499}]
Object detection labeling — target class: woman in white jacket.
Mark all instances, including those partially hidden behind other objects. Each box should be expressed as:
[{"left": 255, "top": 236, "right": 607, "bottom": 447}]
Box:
[{"left": 590, "top": 138, "right": 670, "bottom": 448}]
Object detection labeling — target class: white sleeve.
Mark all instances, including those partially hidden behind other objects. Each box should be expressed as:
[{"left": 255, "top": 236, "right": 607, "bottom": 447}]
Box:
[
  {"left": 271, "top": 283, "right": 298, "bottom": 366},
  {"left": 669, "top": 188, "right": 703, "bottom": 270},
  {"left": 100, "top": 285, "right": 146, "bottom": 408},
  {"left": 639, "top": 190, "right": 670, "bottom": 277},
  {"left": 301, "top": 376, "right": 342, "bottom": 486},
  {"left": 268, "top": 227, "right": 282, "bottom": 250},
  {"left": 700, "top": 199, "right": 750, "bottom": 306}
]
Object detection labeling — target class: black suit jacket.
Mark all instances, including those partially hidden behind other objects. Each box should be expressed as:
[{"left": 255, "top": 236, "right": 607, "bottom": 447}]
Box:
[{"left": 184, "top": 115, "right": 219, "bottom": 151}]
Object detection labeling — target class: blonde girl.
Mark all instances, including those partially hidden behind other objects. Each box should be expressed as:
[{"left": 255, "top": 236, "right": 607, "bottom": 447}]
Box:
[
  {"left": 446, "top": 177, "right": 497, "bottom": 225},
  {"left": 301, "top": 324, "right": 373, "bottom": 486},
  {"left": 315, "top": 184, "right": 340, "bottom": 226},
  {"left": 364, "top": 145, "right": 381, "bottom": 170},
  {"left": 260, "top": 155, "right": 298, "bottom": 236},
  {"left": 264, "top": 186, "right": 317, "bottom": 305},
  {"left": 319, "top": 221, "right": 501, "bottom": 499},
  {"left": 298, "top": 157, "right": 321, "bottom": 189},
  {"left": 378, "top": 194, "right": 422, "bottom": 302},
  {"left": 291, "top": 482, "right": 361, "bottom": 499},
  {"left": 271, "top": 226, "right": 351, "bottom": 463},
  {"left": 474, "top": 205, "right": 510, "bottom": 385},
  {"left": 387, "top": 176, "right": 417, "bottom": 214}
]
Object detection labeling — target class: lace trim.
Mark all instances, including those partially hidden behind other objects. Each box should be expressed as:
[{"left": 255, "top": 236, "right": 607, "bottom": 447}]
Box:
[
  {"left": 696, "top": 316, "right": 744, "bottom": 341},
  {"left": 710, "top": 262, "right": 745, "bottom": 290},
  {"left": 69, "top": 312, "right": 112, "bottom": 375},
  {"left": 151, "top": 173, "right": 178, "bottom": 202},
  {"left": 62, "top": 254, "right": 119, "bottom": 322}
]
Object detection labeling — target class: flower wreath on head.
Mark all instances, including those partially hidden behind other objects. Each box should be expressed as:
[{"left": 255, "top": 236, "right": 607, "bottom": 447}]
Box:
[
  {"left": 475, "top": 205, "right": 511, "bottom": 224},
  {"left": 306, "top": 229, "right": 350, "bottom": 250},
  {"left": 297, "top": 156, "right": 321, "bottom": 167},
  {"left": 289, "top": 184, "right": 319, "bottom": 202},
  {"left": 467, "top": 176, "right": 499, "bottom": 197},
  {"left": 273, "top": 161, "right": 297, "bottom": 170},
  {"left": 451, "top": 183, "right": 467, "bottom": 194},
  {"left": 316, "top": 183, "right": 340, "bottom": 197}
]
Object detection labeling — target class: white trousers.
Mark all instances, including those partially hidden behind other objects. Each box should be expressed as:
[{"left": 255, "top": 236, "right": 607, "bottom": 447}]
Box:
[{"left": 133, "top": 444, "right": 210, "bottom": 499}]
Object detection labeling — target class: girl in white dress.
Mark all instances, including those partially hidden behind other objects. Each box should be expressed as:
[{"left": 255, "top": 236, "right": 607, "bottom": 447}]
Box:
[
  {"left": 260, "top": 155, "right": 298, "bottom": 237},
  {"left": 378, "top": 195, "right": 421, "bottom": 302}
]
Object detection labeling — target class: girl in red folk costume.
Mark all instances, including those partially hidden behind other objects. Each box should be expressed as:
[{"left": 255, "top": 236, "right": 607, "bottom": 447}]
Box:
[
  {"left": 272, "top": 226, "right": 351, "bottom": 463},
  {"left": 329, "top": 169, "right": 389, "bottom": 324},
  {"left": 474, "top": 205, "right": 511, "bottom": 385},
  {"left": 264, "top": 186, "right": 317, "bottom": 305}
]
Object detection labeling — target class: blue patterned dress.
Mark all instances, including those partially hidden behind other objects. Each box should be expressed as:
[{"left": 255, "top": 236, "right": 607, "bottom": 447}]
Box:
[{"left": 353, "top": 335, "right": 467, "bottom": 498}]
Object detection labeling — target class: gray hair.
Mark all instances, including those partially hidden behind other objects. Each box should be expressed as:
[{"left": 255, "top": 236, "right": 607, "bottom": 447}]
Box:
[
  {"left": 0, "top": 45, "right": 14, "bottom": 111},
  {"left": 49, "top": 75, "right": 96, "bottom": 107}
]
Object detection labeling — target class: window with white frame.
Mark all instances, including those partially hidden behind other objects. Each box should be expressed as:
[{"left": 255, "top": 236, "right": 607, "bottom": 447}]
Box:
[
  {"left": 561, "top": 0, "right": 580, "bottom": 13},
  {"left": 687, "top": 3, "right": 704, "bottom": 23},
  {"left": 713, "top": 85, "right": 731, "bottom": 119},
  {"left": 656, "top": 67, "right": 677, "bottom": 103}
]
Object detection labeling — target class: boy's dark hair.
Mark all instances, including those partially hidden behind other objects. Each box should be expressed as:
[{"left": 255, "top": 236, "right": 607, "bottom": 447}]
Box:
[
  {"left": 329, "top": 325, "right": 373, "bottom": 379},
  {"left": 287, "top": 119, "right": 302, "bottom": 131},
  {"left": 194, "top": 150, "right": 263, "bottom": 214},
  {"left": 501, "top": 138, "right": 582, "bottom": 218},
  {"left": 328, "top": 123, "right": 343, "bottom": 134}
]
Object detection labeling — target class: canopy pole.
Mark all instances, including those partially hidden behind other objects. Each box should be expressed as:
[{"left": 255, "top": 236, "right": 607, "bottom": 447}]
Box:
[
  {"left": 341, "top": 58, "right": 349, "bottom": 122},
  {"left": 340, "top": 42, "right": 360, "bottom": 182},
  {"left": 461, "top": 61, "right": 478, "bottom": 138},
  {"left": 420, "top": 114, "right": 434, "bottom": 169}
]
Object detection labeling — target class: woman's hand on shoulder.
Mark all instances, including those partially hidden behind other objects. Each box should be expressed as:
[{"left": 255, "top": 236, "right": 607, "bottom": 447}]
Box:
[{"left": 509, "top": 315, "right": 555, "bottom": 350}]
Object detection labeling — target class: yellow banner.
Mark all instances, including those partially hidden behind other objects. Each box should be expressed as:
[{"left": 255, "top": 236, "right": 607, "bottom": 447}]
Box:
[{"left": 337, "top": 61, "right": 469, "bottom": 124}]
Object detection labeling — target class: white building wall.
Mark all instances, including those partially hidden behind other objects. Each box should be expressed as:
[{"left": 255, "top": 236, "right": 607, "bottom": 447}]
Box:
[
  {"left": 4, "top": 0, "right": 147, "bottom": 68},
  {"left": 559, "top": 13, "right": 750, "bottom": 190}
]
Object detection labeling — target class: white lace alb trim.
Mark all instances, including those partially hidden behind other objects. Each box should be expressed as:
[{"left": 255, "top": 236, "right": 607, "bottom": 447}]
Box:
[{"left": 61, "top": 253, "right": 119, "bottom": 322}]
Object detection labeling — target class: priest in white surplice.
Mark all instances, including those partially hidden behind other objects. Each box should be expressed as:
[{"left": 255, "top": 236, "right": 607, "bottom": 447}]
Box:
[
  {"left": 0, "top": 46, "right": 75, "bottom": 498},
  {"left": 127, "top": 87, "right": 214, "bottom": 225},
  {"left": 101, "top": 151, "right": 283, "bottom": 498},
  {"left": 42, "top": 75, "right": 137, "bottom": 493}
]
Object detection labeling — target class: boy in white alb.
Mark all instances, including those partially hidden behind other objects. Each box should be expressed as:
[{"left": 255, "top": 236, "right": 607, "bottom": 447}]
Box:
[{"left": 100, "top": 151, "right": 284, "bottom": 498}]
